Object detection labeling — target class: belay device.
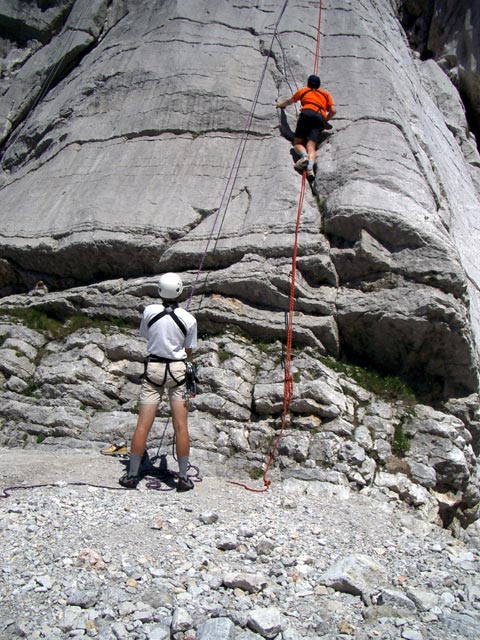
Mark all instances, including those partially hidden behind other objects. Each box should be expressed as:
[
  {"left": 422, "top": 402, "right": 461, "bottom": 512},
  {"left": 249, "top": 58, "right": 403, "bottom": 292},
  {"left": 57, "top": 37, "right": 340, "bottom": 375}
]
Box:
[{"left": 185, "top": 362, "right": 199, "bottom": 398}]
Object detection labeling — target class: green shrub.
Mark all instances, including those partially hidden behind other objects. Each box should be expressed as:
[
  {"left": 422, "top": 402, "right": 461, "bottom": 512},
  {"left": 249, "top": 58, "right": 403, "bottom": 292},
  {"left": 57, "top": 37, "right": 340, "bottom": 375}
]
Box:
[
  {"left": 217, "top": 348, "right": 230, "bottom": 362},
  {"left": 249, "top": 466, "right": 264, "bottom": 480},
  {"left": 1, "top": 308, "right": 133, "bottom": 340},
  {"left": 21, "top": 381, "right": 40, "bottom": 397},
  {"left": 320, "top": 356, "right": 417, "bottom": 404},
  {"left": 391, "top": 423, "right": 412, "bottom": 456}
]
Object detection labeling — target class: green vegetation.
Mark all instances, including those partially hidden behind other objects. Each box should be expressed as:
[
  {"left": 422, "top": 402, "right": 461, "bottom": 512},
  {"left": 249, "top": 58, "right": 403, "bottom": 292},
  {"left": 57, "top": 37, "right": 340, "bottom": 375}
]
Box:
[
  {"left": 249, "top": 466, "right": 264, "bottom": 480},
  {"left": 1, "top": 308, "right": 134, "bottom": 340},
  {"left": 320, "top": 356, "right": 418, "bottom": 405},
  {"left": 217, "top": 348, "right": 230, "bottom": 363},
  {"left": 316, "top": 195, "right": 327, "bottom": 212},
  {"left": 391, "top": 423, "right": 412, "bottom": 456},
  {"left": 36, "top": 434, "right": 46, "bottom": 444},
  {"left": 21, "top": 381, "right": 40, "bottom": 398},
  {"left": 256, "top": 341, "right": 282, "bottom": 363}
]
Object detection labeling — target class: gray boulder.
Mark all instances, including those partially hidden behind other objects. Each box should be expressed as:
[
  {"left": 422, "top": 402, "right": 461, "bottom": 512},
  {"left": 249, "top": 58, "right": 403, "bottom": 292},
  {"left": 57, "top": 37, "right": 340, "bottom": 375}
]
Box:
[{"left": 319, "top": 554, "right": 388, "bottom": 604}]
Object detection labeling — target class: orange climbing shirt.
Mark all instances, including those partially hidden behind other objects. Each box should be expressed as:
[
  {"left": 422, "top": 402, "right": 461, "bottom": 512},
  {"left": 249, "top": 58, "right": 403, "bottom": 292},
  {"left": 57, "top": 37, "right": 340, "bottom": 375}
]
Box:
[{"left": 291, "top": 86, "right": 334, "bottom": 118}]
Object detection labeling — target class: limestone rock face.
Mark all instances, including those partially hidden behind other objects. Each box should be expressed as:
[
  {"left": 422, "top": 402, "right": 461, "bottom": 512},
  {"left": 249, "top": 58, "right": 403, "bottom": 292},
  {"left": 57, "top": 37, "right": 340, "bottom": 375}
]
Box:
[
  {"left": 399, "top": 1, "right": 480, "bottom": 142},
  {"left": 0, "top": 0, "right": 479, "bottom": 398},
  {"left": 1, "top": 318, "right": 479, "bottom": 533}
]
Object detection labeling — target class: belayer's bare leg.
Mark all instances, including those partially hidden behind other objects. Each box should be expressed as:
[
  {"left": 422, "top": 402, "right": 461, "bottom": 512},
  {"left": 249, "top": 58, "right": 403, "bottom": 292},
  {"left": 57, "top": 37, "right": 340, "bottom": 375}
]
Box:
[
  {"left": 171, "top": 398, "right": 194, "bottom": 491},
  {"left": 171, "top": 398, "right": 190, "bottom": 470},
  {"left": 129, "top": 403, "right": 158, "bottom": 475},
  {"left": 119, "top": 402, "right": 158, "bottom": 488},
  {"left": 130, "top": 403, "right": 158, "bottom": 454}
]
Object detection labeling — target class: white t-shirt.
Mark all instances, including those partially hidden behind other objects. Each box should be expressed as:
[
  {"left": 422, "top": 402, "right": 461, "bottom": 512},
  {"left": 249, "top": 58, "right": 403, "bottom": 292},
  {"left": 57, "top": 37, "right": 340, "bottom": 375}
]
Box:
[{"left": 140, "top": 303, "right": 197, "bottom": 360}]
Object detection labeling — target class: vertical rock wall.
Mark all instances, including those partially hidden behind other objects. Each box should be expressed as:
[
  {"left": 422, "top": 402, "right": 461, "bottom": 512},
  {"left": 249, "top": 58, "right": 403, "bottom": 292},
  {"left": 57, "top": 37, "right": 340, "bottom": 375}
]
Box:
[{"left": 0, "top": 0, "right": 479, "bottom": 396}]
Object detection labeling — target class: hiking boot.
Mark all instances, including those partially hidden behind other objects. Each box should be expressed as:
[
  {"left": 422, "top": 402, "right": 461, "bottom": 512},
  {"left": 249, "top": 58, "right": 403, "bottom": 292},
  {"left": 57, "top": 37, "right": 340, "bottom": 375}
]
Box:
[
  {"left": 324, "top": 122, "right": 333, "bottom": 130},
  {"left": 119, "top": 472, "right": 140, "bottom": 489},
  {"left": 177, "top": 476, "right": 194, "bottom": 492},
  {"left": 294, "top": 156, "right": 309, "bottom": 171},
  {"left": 101, "top": 443, "right": 129, "bottom": 458}
]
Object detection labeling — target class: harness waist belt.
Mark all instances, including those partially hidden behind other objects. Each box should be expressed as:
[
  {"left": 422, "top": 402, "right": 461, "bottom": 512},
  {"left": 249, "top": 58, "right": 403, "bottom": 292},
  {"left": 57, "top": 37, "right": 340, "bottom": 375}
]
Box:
[
  {"left": 148, "top": 354, "right": 186, "bottom": 363},
  {"left": 302, "top": 104, "right": 325, "bottom": 115}
]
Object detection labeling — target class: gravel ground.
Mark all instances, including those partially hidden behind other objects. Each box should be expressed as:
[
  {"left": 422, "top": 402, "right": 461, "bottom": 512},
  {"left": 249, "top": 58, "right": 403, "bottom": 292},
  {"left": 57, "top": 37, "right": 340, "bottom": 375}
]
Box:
[{"left": 1, "top": 447, "right": 480, "bottom": 640}]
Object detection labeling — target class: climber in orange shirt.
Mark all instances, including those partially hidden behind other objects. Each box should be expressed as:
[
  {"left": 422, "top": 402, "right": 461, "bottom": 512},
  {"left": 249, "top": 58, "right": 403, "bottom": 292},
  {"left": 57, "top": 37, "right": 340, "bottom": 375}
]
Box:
[{"left": 276, "top": 74, "right": 336, "bottom": 179}]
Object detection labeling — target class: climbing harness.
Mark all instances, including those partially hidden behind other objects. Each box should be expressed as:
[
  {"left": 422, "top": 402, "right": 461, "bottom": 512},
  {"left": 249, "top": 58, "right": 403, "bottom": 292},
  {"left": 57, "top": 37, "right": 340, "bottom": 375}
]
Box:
[
  {"left": 185, "top": 361, "right": 199, "bottom": 398},
  {"left": 147, "top": 302, "right": 187, "bottom": 336},
  {"left": 141, "top": 302, "right": 191, "bottom": 392},
  {"left": 297, "top": 87, "right": 330, "bottom": 119},
  {"left": 142, "top": 356, "right": 198, "bottom": 396},
  {"left": 142, "top": 355, "right": 186, "bottom": 389},
  {"left": 140, "top": 298, "right": 198, "bottom": 404}
]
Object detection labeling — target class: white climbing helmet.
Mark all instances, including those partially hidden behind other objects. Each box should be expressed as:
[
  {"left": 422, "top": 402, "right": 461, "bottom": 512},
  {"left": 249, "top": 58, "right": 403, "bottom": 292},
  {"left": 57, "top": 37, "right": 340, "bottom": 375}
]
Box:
[{"left": 158, "top": 272, "right": 183, "bottom": 299}]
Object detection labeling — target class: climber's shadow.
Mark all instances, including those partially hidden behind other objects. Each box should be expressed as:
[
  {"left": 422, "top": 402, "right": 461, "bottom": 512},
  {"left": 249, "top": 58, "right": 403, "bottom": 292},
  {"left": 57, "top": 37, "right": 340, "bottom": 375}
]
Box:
[{"left": 278, "top": 108, "right": 295, "bottom": 142}]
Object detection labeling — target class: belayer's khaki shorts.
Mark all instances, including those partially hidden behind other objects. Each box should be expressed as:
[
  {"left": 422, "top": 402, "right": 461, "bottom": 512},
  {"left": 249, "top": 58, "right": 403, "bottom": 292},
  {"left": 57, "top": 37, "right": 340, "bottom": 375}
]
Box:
[{"left": 140, "top": 361, "right": 187, "bottom": 404}]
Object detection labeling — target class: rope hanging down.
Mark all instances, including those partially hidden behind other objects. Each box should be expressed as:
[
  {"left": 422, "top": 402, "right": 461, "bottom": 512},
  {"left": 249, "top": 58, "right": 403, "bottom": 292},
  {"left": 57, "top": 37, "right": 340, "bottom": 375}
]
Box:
[
  {"left": 231, "top": 173, "right": 308, "bottom": 493},
  {"left": 231, "top": 0, "right": 324, "bottom": 493},
  {"left": 152, "top": 0, "right": 291, "bottom": 484},
  {"left": 187, "top": 0, "right": 290, "bottom": 311}
]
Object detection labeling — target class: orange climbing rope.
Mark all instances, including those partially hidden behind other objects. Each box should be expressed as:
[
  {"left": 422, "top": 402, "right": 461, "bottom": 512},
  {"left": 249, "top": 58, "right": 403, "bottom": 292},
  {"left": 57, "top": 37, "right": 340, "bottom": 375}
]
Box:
[
  {"left": 261, "top": 172, "right": 308, "bottom": 486},
  {"left": 230, "top": 0, "right": 324, "bottom": 492}
]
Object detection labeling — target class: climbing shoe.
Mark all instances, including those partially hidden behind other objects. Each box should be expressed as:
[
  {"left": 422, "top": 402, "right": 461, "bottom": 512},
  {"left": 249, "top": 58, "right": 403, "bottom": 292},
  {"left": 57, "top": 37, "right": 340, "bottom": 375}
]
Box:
[
  {"left": 119, "top": 472, "right": 140, "bottom": 489},
  {"left": 294, "top": 156, "right": 309, "bottom": 171},
  {"left": 177, "top": 476, "right": 194, "bottom": 492},
  {"left": 323, "top": 122, "right": 333, "bottom": 130},
  {"left": 101, "top": 443, "right": 129, "bottom": 458},
  {"left": 306, "top": 169, "right": 315, "bottom": 181}
]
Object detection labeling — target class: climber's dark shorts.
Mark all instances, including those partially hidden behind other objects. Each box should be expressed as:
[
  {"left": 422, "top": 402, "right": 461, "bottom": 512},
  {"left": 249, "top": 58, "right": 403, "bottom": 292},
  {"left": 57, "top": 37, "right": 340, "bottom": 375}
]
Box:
[{"left": 294, "top": 109, "right": 326, "bottom": 143}]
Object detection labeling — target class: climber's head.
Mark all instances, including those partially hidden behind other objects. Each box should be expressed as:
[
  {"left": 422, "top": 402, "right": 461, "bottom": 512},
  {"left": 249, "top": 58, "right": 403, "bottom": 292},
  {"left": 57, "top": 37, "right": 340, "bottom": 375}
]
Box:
[{"left": 158, "top": 272, "right": 183, "bottom": 300}]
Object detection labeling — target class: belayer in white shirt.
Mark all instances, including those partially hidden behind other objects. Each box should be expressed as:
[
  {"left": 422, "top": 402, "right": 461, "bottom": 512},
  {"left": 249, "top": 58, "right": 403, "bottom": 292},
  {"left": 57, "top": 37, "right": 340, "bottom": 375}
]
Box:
[{"left": 119, "top": 272, "right": 197, "bottom": 492}]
